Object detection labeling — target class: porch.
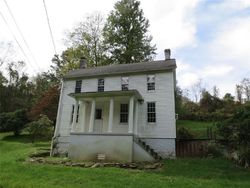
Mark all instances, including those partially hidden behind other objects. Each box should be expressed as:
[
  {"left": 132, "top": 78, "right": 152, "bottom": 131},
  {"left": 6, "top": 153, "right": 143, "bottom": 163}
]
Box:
[{"left": 68, "top": 90, "right": 143, "bottom": 135}]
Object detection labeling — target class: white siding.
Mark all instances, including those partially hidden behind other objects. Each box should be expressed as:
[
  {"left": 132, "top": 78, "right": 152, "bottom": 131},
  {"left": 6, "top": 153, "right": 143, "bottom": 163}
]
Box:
[{"left": 55, "top": 71, "right": 176, "bottom": 139}]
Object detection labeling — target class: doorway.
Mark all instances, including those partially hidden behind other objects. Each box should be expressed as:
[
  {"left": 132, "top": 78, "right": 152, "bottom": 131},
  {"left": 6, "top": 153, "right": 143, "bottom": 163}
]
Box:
[{"left": 94, "top": 108, "right": 103, "bottom": 132}]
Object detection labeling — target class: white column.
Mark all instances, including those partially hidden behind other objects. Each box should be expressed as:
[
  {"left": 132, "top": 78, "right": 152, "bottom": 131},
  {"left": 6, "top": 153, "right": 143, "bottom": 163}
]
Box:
[
  {"left": 88, "top": 99, "right": 96, "bottom": 132},
  {"left": 108, "top": 98, "right": 114, "bottom": 133},
  {"left": 72, "top": 99, "right": 78, "bottom": 132},
  {"left": 80, "top": 101, "right": 86, "bottom": 132},
  {"left": 128, "top": 96, "right": 134, "bottom": 133},
  {"left": 134, "top": 101, "right": 139, "bottom": 135}
]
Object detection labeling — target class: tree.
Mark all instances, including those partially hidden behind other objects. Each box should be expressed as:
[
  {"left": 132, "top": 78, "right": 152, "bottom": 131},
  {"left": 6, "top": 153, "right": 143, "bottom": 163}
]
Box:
[
  {"left": 25, "top": 114, "right": 53, "bottom": 142},
  {"left": 28, "top": 86, "right": 60, "bottom": 124},
  {"left": 1, "top": 109, "right": 29, "bottom": 136},
  {"left": 65, "top": 12, "right": 107, "bottom": 67},
  {"left": 190, "top": 79, "right": 205, "bottom": 103},
  {"left": 241, "top": 78, "right": 250, "bottom": 102},
  {"left": 103, "top": 0, "right": 156, "bottom": 64},
  {"left": 236, "top": 84, "right": 243, "bottom": 103}
]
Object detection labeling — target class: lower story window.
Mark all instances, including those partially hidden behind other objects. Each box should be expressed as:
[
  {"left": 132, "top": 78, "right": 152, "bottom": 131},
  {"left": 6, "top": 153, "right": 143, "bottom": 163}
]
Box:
[
  {"left": 147, "top": 102, "right": 156, "bottom": 123},
  {"left": 70, "top": 105, "right": 74, "bottom": 123},
  {"left": 120, "top": 104, "right": 128, "bottom": 123},
  {"left": 76, "top": 105, "right": 80, "bottom": 123}
]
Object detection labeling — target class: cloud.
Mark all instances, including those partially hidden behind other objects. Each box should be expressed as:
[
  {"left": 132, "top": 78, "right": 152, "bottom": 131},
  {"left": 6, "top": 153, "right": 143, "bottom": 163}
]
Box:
[{"left": 176, "top": 0, "right": 250, "bottom": 96}]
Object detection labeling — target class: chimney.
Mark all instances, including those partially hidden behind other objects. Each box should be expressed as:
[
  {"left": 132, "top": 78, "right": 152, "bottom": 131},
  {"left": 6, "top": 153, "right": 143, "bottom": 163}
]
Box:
[
  {"left": 164, "top": 49, "right": 171, "bottom": 60},
  {"left": 79, "top": 57, "right": 87, "bottom": 69}
]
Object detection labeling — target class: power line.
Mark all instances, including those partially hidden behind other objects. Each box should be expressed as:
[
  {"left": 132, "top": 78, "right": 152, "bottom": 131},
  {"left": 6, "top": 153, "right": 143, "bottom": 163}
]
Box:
[
  {"left": 0, "top": 10, "right": 38, "bottom": 73},
  {"left": 3, "top": 0, "right": 41, "bottom": 71},
  {"left": 42, "top": 0, "right": 57, "bottom": 55}
]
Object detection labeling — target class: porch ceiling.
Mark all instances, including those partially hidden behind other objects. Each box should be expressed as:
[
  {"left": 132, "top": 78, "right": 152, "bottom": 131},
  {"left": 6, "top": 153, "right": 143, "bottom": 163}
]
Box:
[{"left": 68, "top": 89, "right": 143, "bottom": 101}]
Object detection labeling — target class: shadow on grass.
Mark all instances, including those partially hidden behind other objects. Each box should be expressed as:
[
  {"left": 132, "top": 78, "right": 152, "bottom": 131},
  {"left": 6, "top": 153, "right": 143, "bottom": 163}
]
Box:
[{"left": 2, "top": 133, "right": 51, "bottom": 144}]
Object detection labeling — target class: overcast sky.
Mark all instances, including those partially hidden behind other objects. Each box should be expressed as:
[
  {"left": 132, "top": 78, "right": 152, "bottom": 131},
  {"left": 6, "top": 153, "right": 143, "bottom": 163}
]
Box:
[{"left": 0, "top": 0, "right": 250, "bottom": 97}]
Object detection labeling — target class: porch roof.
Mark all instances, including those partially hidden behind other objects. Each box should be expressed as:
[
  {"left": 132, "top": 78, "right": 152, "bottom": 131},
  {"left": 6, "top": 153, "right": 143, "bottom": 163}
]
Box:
[{"left": 68, "top": 89, "right": 143, "bottom": 101}]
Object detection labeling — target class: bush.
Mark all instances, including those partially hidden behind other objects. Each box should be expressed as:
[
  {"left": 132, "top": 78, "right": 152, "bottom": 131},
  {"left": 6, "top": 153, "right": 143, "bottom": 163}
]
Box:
[
  {"left": 0, "top": 109, "right": 29, "bottom": 136},
  {"left": 238, "top": 147, "right": 250, "bottom": 168},
  {"left": 217, "top": 103, "right": 250, "bottom": 167},
  {"left": 177, "top": 127, "right": 195, "bottom": 139},
  {"left": 206, "top": 142, "right": 223, "bottom": 158},
  {"left": 25, "top": 114, "right": 53, "bottom": 142}
]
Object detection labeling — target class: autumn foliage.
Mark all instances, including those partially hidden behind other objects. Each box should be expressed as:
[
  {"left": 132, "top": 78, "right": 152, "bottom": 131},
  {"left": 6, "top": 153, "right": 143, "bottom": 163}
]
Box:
[{"left": 28, "top": 86, "right": 60, "bottom": 123}]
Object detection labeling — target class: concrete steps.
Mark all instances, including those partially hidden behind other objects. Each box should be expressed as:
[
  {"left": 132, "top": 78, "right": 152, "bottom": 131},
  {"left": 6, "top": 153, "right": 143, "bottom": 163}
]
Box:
[{"left": 134, "top": 137, "right": 162, "bottom": 161}]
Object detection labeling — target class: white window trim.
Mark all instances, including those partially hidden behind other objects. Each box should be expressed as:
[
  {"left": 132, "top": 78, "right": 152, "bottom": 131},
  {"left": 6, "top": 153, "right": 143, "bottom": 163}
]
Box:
[{"left": 147, "top": 101, "right": 157, "bottom": 124}]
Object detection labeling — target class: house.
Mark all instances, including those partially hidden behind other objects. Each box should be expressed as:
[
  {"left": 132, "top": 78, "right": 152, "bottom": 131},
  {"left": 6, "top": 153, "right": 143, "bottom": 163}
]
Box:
[{"left": 51, "top": 49, "right": 177, "bottom": 162}]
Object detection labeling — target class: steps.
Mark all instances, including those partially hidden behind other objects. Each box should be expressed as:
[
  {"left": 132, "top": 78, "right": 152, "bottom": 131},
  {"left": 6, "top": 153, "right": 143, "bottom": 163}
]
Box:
[{"left": 134, "top": 137, "right": 162, "bottom": 161}]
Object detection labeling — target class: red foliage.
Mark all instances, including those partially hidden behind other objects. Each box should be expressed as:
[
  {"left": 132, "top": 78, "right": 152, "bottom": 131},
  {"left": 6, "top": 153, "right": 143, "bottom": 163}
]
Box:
[{"left": 29, "top": 86, "right": 60, "bottom": 122}]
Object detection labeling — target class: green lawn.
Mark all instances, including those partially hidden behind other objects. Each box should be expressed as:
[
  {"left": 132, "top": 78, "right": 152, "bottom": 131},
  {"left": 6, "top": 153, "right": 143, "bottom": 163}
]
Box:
[
  {"left": 1, "top": 132, "right": 250, "bottom": 188},
  {"left": 177, "top": 120, "right": 216, "bottom": 138}
]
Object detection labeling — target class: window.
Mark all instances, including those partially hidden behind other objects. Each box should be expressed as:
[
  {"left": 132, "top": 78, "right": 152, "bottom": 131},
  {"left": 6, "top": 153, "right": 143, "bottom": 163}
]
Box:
[
  {"left": 120, "top": 104, "right": 128, "bottom": 123},
  {"left": 121, "top": 77, "right": 129, "bottom": 91},
  {"left": 147, "top": 102, "right": 156, "bottom": 123},
  {"left": 98, "top": 78, "right": 104, "bottom": 92},
  {"left": 70, "top": 105, "right": 74, "bottom": 123},
  {"left": 75, "top": 80, "right": 82, "bottom": 93},
  {"left": 76, "top": 105, "right": 80, "bottom": 123},
  {"left": 147, "top": 75, "right": 155, "bottom": 91},
  {"left": 95, "top": 109, "right": 102, "bottom": 119}
]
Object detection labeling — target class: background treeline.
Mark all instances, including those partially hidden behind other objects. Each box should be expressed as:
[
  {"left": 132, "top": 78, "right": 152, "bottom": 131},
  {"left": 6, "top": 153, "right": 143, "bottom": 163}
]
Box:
[{"left": 175, "top": 78, "right": 250, "bottom": 122}]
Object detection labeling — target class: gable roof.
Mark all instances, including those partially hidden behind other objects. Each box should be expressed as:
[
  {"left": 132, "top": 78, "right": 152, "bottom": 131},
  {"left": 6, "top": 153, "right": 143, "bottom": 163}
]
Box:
[{"left": 64, "top": 59, "right": 176, "bottom": 79}]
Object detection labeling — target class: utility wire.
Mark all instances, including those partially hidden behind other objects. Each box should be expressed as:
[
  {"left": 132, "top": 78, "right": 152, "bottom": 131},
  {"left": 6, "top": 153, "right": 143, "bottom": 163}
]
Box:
[
  {"left": 3, "top": 0, "right": 41, "bottom": 70},
  {"left": 42, "top": 0, "right": 57, "bottom": 55},
  {"left": 0, "top": 10, "right": 38, "bottom": 73}
]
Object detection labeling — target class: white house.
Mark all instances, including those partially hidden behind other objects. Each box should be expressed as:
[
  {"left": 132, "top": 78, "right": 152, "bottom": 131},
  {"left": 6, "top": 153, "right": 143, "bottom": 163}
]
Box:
[{"left": 51, "top": 49, "right": 177, "bottom": 162}]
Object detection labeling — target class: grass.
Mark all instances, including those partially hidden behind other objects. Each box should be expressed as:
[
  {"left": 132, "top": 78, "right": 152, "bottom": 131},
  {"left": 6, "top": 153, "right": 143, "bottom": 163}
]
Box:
[
  {"left": 1, "top": 132, "right": 250, "bottom": 188},
  {"left": 177, "top": 120, "right": 216, "bottom": 138}
]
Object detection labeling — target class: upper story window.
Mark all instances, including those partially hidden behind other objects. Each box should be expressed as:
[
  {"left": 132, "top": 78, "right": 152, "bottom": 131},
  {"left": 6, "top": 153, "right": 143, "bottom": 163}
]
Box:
[
  {"left": 75, "top": 80, "right": 82, "bottom": 93},
  {"left": 98, "top": 78, "right": 104, "bottom": 92},
  {"left": 121, "top": 77, "right": 129, "bottom": 91},
  {"left": 147, "top": 102, "right": 156, "bottom": 123},
  {"left": 147, "top": 75, "right": 155, "bottom": 91},
  {"left": 120, "top": 104, "right": 128, "bottom": 123}
]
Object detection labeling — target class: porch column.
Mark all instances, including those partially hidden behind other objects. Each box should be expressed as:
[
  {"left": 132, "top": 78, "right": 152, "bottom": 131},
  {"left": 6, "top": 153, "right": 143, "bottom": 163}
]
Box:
[
  {"left": 88, "top": 99, "right": 96, "bottom": 132},
  {"left": 72, "top": 99, "right": 78, "bottom": 132},
  {"left": 128, "top": 96, "right": 134, "bottom": 133},
  {"left": 80, "top": 100, "right": 86, "bottom": 132},
  {"left": 108, "top": 98, "right": 114, "bottom": 133},
  {"left": 134, "top": 101, "right": 139, "bottom": 135}
]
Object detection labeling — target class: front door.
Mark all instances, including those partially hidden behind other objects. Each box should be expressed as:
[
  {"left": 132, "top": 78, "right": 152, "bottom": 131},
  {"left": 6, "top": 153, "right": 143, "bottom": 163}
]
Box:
[{"left": 94, "top": 108, "right": 103, "bottom": 132}]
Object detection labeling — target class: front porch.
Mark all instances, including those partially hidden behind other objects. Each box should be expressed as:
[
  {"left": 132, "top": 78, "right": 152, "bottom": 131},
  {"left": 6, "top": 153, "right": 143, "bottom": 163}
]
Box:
[{"left": 68, "top": 90, "right": 143, "bottom": 135}]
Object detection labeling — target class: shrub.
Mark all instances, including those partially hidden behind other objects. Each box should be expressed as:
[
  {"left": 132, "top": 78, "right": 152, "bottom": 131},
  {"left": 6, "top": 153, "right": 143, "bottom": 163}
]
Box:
[
  {"left": 0, "top": 109, "right": 29, "bottom": 136},
  {"left": 206, "top": 142, "right": 223, "bottom": 158},
  {"left": 25, "top": 114, "right": 53, "bottom": 142},
  {"left": 217, "top": 103, "right": 250, "bottom": 167},
  {"left": 177, "top": 127, "right": 195, "bottom": 139}
]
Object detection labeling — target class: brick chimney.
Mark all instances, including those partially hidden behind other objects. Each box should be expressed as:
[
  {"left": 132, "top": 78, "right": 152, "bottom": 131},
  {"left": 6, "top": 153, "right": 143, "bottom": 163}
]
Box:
[
  {"left": 164, "top": 49, "right": 171, "bottom": 60},
  {"left": 79, "top": 57, "right": 87, "bottom": 69}
]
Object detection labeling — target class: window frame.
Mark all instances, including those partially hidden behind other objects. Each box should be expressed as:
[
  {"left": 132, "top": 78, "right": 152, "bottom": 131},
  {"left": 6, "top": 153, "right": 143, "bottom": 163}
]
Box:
[
  {"left": 75, "top": 80, "right": 82, "bottom": 93},
  {"left": 147, "top": 75, "right": 155, "bottom": 91},
  {"left": 147, "top": 102, "right": 156, "bottom": 123},
  {"left": 70, "top": 104, "right": 74, "bottom": 124},
  {"left": 76, "top": 104, "right": 80, "bottom": 123},
  {"left": 121, "top": 76, "right": 129, "bottom": 91},
  {"left": 98, "top": 78, "right": 105, "bottom": 92},
  {"left": 120, "top": 103, "right": 129, "bottom": 123}
]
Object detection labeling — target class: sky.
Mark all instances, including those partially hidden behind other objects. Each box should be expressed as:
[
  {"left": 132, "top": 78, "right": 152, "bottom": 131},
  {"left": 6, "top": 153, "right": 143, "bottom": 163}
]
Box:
[{"left": 0, "top": 0, "right": 250, "bottom": 98}]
